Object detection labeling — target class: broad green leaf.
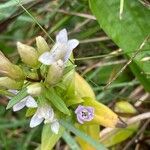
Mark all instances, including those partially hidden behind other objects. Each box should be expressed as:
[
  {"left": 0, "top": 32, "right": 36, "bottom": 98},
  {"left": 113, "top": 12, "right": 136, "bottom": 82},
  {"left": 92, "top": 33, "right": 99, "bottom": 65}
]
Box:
[
  {"left": 60, "top": 120, "right": 108, "bottom": 150},
  {"left": 45, "top": 87, "right": 70, "bottom": 115},
  {"left": 41, "top": 124, "right": 64, "bottom": 150},
  {"left": 100, "top": 123, "right": 139, "bottom": 147},
  {"left": 62, "top": 131, "right": 81, "bottom": 150},
  {"left": 6, "top": 88, "right": 27, "bottom": 109},
  {"left": 89, "top": 0, "right": 150, "bottom": 91}
]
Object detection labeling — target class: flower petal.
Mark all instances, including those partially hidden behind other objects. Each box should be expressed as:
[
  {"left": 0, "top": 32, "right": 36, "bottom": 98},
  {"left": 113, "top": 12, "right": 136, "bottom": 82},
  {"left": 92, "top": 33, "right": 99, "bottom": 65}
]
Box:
[
  {"left": 68, "top": 39, "right": 79, "bottom": 51},
  {"left": 13, "top": 99, "right": 26, "bottom": 111},
  {"left": 51, "top": 120, "right": 60, "bottom": 134},
  {"left": 26, "top": 96, "right": 38, "bottom": 108},
  {"left": 64, "top": 39, "right": 79, "bottom": 62},
  {"left": 30, "top": 113, "right": 44, "bottom": 128},
  {"left": 56, "top": 29, "right": 68, "bottom": 44},
  {"left": 38, "top": 52, "right": 55, "bottom": 65}
]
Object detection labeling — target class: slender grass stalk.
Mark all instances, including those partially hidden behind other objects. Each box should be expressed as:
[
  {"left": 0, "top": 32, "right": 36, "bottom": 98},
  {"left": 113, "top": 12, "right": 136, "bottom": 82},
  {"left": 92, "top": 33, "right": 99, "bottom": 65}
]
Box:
[{"left": 16, "top": 0, "right": 54, "bottom": 43}]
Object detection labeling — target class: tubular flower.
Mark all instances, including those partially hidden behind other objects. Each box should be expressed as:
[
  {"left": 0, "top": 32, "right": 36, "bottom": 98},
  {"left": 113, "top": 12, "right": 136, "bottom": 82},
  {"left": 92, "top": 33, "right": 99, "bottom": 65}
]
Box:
[
  {"left": 38, "top": 28, "right": 79, "bottom": 65},
  {"left": 30, "top": 105, "right": 59, "bottom": 134}
]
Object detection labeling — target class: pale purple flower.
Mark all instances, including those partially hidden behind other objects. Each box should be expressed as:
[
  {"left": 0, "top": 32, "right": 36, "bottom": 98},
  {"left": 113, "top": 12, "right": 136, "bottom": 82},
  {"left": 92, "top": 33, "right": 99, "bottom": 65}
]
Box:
[
  {"left": 75, "top": 105, "right": 94, "bottom": 124},
  {"left": 38, "top": 28, "right": 79, "bottom": 65}
]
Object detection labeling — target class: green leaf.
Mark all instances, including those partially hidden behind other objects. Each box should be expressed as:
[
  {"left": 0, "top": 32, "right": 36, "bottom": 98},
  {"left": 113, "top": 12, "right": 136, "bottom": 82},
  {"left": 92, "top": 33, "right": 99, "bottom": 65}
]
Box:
[
  {"left": 45, "top": 88, "right": 70, "bottom": 115},
  {"left": 60, "top": 120, "right": 108, "bottom": 150},
  {"left": 89, "top": 0, "right": 150, "bottom": 91},
  {"left": 41, "top": 124, "right": 64, "bottom": 150},
  {"left": 62, "top": 131, "right": 81, "bottom": 150},
  {"left": 6, "top": 88, "right": 27, "bottom": 109}
]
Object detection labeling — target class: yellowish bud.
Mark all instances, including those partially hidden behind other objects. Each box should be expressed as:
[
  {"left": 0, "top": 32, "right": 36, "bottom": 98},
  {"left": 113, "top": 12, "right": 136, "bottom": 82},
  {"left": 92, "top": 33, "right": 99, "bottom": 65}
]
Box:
[
  {"left": 46, "top": 60, "right": 64, "bottom": 85},
  {"left": 0, "top": 51, "right": 24, "bottom": 80},
  {"left": 17, "top": 42, "right": 39, "bottom": 68},
  {"left": 27, "top": 83, "right": 42, "bottom": 96},
  {"left": 114, "top": 101, "right": 137, "bottom": 114},
  {"left": 0, "top": 77, "right": 22, "bottom": 89},
  {"left": 36, "top": 36, "right": 49, "bottom": 55}
]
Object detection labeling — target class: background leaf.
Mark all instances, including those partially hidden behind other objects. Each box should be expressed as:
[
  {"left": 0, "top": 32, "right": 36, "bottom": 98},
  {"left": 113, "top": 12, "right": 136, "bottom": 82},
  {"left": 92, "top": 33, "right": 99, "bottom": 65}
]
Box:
[{"left": 89, "top": 0, "right": 150, "bottom": 91}]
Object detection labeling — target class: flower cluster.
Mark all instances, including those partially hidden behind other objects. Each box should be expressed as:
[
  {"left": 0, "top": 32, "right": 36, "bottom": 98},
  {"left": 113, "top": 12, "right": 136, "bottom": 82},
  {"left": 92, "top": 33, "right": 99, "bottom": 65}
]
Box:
[{"left": 0, "top": 28, "right": 124, "bottom": 136}]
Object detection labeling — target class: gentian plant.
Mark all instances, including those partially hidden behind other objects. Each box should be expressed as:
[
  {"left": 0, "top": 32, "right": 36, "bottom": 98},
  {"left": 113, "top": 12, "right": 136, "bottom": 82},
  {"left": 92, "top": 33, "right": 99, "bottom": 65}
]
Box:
[{"left": 0, "top": 29, "right": 126, "bottom": 150}]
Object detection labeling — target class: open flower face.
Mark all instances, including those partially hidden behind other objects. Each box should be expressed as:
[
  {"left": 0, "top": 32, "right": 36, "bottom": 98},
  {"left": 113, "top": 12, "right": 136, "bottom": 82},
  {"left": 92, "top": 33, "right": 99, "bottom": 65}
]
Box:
[
  {"left": 75, "top": 105, "right": 94, "bottom": 124},
  {"left": 38, "top": 29, "right": 79, "bottom": 65}
]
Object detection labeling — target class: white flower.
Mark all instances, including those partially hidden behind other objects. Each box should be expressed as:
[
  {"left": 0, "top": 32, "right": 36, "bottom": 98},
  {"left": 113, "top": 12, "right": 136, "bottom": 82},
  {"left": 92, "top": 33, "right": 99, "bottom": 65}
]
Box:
[
  {"left": 30, "top": 105, "right": 60, "bottom": 134},
  {"left": 8, "top": 90, "right": 38, "bottom": 112},
  {"left": 38, "top": 28, "right": 79, "bottom": 65}
]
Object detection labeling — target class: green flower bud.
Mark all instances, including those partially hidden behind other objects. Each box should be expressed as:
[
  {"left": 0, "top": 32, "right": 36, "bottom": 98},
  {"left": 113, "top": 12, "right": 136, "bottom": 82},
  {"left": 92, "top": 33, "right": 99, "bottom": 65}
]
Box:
[
  {"left": 36, "top": 36, "right": 50, "bottom": 55},
  {"left": 0, "top": 77, "right": 23, "bottom": 89},
  {"left": 46, "top": 60, "right": 64, "bottom": 85},
  {"left": 0, "top": 51, "right": 24, "bottom": 80},
  {"left": 17, "top": 42, "right": 39, "bottom": 68},
  {"left": 27, "top": 83, "right": 42, "bottom": 96}
]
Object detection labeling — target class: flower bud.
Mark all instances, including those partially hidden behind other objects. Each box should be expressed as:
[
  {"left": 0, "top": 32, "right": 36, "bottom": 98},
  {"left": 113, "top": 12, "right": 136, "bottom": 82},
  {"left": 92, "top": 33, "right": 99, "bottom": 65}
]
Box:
[
  {"left": 17, "top": 42, "right": 39, "bottom": 68},
  {"left": 27, "top": 83, "right": 42, "bottom": 96},
  {"left": 0, "top": 51, "right": 24, "bottom": 80},
  {"left": 0, "top": 77, "right": 23, "bottom": 89},
  {"left": 46, "top": 60, "right": 64, "bottom": 85},
  {"left": 36, "top": 36, "right": 50, "bottom": 55},
  {"left": 114, "top": 101, "right": 137, "bottom": 114}
]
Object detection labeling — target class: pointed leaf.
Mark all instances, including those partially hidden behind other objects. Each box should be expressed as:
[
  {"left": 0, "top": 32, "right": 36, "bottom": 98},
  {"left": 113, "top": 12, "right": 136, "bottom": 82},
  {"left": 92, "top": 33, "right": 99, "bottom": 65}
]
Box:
[
  {"left": 45, "top": 88, "right": 70, "bottom": 115},
  {"left": 6, "top": 88, "right": 27, "bottom": 109}
]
